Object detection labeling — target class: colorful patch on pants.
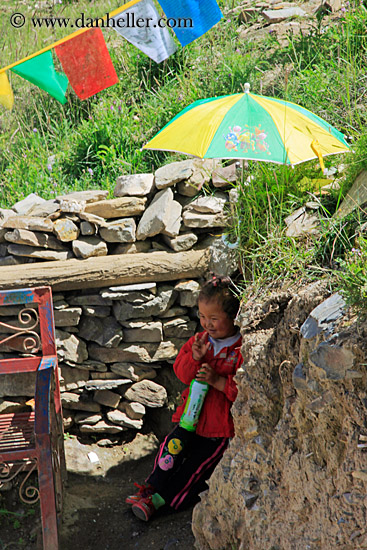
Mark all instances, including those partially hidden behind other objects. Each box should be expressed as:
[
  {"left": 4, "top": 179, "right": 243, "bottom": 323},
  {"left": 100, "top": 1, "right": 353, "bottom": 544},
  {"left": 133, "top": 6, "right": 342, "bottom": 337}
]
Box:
[
  {"left": 168, "top": 438, "right": 183, "bottom": 455},
  {"left": 158, "top": 454, "right": 174, "bottom": 471}
]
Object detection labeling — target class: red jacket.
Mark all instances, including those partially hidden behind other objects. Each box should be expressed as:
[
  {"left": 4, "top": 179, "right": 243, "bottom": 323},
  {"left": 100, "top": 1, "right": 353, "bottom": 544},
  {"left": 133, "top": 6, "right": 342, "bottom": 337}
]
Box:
[{"left": 172, "top": 331, "right": 243, "bottom": 438}]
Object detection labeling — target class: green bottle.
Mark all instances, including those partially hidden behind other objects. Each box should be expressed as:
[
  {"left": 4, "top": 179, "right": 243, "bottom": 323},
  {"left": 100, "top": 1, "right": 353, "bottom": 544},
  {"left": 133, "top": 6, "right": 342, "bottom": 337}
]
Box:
[{"left": 179, "top": 379, "right": 209, "bottom": 432}]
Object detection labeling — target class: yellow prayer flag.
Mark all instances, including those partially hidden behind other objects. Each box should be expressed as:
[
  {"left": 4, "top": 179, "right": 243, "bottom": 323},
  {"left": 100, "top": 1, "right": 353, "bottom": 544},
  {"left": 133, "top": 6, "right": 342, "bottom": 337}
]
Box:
[{"left": 0, "top": 72, "right": 14, "bottom": 110}]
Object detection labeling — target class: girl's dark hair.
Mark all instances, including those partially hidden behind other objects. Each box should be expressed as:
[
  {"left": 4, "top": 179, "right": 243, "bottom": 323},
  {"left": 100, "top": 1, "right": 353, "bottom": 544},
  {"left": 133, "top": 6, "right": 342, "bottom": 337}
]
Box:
[{"left": 198, "top": 275, "right": 240, "bottom": 319}]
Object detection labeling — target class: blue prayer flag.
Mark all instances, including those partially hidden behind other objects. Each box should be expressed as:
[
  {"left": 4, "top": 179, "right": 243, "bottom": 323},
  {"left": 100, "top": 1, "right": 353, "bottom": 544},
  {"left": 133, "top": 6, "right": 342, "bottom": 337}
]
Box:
[{"left": 157, "top": 0, "right": 223, "bottom": 47}]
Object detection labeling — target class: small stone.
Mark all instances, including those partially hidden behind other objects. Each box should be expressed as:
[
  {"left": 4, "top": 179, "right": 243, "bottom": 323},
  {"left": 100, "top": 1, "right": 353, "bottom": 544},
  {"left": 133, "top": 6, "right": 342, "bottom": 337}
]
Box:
[
  {"left": 110, "top": 362, "right": 157, "bottom": 382},
  {"left": 136, "top": 188, "right": 174, "bottom": 240},
  {"left": 89, "top": 340, "right": 180, "bottom": 363},
  {"left": 60, "top": 365, "right": 89, "bottom": 391},
  {"left": 114, "top": 173, "right": 155, "bottom": 196},
  {"left": 186, "top": 195, "right": 227, "bottom": 214},
  {"left": 99, "top": 218, "right": 136, "bottom": 243},
  {"left": 61, "top": 392, "right": 101, "bottom": 412},
  {"left": 119, "top": 286, "right": 157, "bottom": 299},
  {"left": 82, "top": 305, "right": 111, "bottom": 318},
  {"left": 57, "top": 190, "right": 109, "bottom": 203},
  {"left": 93, "top": 389, "right": 121, "bottom": 408},
  {"left": 85, "top": 379, "right": 131, "bottom": 391},
  {"left": 7, "top": 244, "right": 73, "bottom": 261},
  {"left": 112, "top": 241, "right": 151, "bottom": 254},
  {"left": 58, "top": 199, "right": 85, "bottom": 214},
  {"left": 155, "top": 160, "right": 194, "bottom": 189},
  {"left": 262, "top": 6, "right": 306, "bottom": 23},
  {"left": 72, "top": 236, "right": 108, "bottom": 259},
  {"left": 97, "top": 439, "right": 115, "bottom": 447},
  {"left": 212, "top": 163, "right": 237, "bottom": 187},
  {"left": 4, "top": 228, "right": 66, "bottom": 250},
  {"left": 309, "top": 343, "right": 354, "bottom": 380},
  {"left": 162, "top": 200, "right": 182, "bottom": 237},
  {"left": 79, "top": 421, "right": 125, "bottom": 434},
  {"left": 107, "top": 410, "right": 143, "bottom": 429},
  {"left": 162, "top": 232, "right": 198, "bottom": 252},
  {"left": 80, "top": 221, "right": 96, "bottom": 236},
  {"left": 78, "top": 316, "right": 123, "bottom": 348},
  {"left": 75, "top": 413, "right": 102, "bottom": 425},
  {"left": 122, "top": 401, "right": 146, "bottom": 419},
  {"left": 56, "top": 329, "right": 88, "bottom": 364},
  {"left": 123, "top": 321, "right": 163, "bottom": 343},
  {"left": 300, "top": 293, "right": 346, "bottom": 339},
  {"left": 175, "top": 280, "right": 200, "bottom": 307},
  {"left": 2, "top": 215, "right": 54, "bottom": 232},
  {"left": 123, "top": 380, "right": 167, "bottom": 407},
  {"left": 84, "top": 197, "right": 146, "bottom": 219},
  {"left": 12, "top": 193, "right": 46, "bottom": 215},
  {"left": 54, "top": 307, "right": 82, "bottom": 327},
  {"left": 182, "top": 210, "right": 226, "bottom": 228},
  {"left": 69, "top": 295, "right": 112, "bottom": 306},
  {"left": 28, "top": 199, "right": 60, "bottom": 217},
  {"left": 53, "top": 218, "right": 80, "bottom": 241}
]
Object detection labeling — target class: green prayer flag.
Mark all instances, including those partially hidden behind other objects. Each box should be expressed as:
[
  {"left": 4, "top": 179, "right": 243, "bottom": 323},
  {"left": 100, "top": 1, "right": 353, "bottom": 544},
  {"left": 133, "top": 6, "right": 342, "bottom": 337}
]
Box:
[{"left": 11, "top": 51, "right": 68, "bottom": 104}]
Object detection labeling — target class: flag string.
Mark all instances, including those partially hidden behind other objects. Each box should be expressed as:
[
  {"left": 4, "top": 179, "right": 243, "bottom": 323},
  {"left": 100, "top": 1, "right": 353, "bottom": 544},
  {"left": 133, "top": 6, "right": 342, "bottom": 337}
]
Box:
[{"left": 0, "top": 0, "right": 141, "bottom": 74}]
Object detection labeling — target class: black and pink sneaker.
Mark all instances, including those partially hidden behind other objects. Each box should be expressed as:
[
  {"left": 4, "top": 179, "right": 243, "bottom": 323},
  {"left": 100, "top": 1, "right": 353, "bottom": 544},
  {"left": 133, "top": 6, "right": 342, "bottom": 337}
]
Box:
[{"left": 125, "top": 483, "right": 154, "bottom": 505}]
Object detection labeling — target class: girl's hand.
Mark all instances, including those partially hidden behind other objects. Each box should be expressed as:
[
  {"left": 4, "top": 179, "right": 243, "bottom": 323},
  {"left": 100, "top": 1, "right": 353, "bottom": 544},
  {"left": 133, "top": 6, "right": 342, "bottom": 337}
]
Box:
[
  {"left": 196, "top": 363, "right": 226, "bottom": 392},
  {"left": 192, "top": 332, "right": 210, "bottom": 361}
]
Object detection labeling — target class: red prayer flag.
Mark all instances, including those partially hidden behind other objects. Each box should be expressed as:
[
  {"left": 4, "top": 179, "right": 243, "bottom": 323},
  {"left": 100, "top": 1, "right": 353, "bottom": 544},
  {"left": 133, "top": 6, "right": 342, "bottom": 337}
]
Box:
[{"left": 55, "top": 28, "right": 118, "bottom": 100}]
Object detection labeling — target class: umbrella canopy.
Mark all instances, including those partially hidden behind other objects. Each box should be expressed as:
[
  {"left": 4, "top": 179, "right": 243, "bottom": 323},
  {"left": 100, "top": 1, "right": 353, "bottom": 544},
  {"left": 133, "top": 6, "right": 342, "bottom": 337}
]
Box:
[{"left": 143, "top": 84, "right": 349, "bottom": 166}]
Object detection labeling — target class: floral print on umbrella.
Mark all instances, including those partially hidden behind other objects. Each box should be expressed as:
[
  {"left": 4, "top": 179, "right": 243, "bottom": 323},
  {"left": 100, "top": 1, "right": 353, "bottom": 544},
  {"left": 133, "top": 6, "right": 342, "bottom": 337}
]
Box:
[{"left": 224, "top": 124, "right": 271, "bottom": 155}]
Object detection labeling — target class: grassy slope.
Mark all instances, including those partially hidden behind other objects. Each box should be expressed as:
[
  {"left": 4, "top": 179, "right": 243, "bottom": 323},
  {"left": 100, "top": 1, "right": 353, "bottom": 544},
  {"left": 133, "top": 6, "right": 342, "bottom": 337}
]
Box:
[{"left": 1, "top": 0, "right": 367, "bottom": 302}]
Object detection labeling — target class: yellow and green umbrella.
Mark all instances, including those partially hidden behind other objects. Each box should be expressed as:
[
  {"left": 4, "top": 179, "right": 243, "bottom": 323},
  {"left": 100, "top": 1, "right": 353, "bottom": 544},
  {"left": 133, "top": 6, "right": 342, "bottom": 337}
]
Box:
[{"left": 143, "top": 84, "right": 349, "bottom": 168}]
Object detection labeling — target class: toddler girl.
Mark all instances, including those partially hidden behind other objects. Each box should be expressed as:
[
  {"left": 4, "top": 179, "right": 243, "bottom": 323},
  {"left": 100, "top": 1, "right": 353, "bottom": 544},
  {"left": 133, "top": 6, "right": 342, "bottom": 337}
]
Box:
[{"left": 126, "top": 275, "right": 243, "bottom": 521}]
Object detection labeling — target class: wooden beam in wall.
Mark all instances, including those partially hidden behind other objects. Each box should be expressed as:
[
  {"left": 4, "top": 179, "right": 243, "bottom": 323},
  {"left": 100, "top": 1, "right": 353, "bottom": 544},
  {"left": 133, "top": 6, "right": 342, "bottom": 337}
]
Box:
[{"left": 0, "top": 250, "right": 211, "bottom": 291}]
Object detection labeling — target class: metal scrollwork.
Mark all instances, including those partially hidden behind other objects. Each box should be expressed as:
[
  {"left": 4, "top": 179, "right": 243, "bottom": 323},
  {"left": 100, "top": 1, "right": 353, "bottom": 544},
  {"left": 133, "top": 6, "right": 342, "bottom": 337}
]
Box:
[
  {"left": 0, "top": 460, "right": 40, "bottom": 504},
  {"left": 0, "top": 307, "right": 41, "bottom": 353}
]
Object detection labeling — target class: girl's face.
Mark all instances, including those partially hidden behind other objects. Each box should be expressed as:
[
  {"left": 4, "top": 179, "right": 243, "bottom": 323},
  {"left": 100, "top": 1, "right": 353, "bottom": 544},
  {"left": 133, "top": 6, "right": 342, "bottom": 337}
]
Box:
[{"left": 198, "top": 299, "right": 237, "bottom": 339}]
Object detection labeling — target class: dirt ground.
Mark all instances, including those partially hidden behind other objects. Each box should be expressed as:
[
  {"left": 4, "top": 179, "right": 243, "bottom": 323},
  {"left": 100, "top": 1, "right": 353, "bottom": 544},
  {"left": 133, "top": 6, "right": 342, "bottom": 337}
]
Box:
[{"left": 0, "top": 432, "right": 197, "bottom": 550}]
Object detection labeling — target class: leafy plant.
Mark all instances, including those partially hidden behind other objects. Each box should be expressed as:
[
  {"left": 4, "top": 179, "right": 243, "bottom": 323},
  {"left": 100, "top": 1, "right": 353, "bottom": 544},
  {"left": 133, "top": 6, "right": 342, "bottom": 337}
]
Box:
[{"left": 336, "top": 236, "right": 367, "bottom": 312}]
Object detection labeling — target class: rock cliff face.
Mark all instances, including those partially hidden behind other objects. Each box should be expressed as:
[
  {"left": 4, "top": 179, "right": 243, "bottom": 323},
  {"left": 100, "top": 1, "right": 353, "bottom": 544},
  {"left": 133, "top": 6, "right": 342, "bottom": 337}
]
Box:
[{"left": 193, "top": 281, "right": 367, "bottom": 550}]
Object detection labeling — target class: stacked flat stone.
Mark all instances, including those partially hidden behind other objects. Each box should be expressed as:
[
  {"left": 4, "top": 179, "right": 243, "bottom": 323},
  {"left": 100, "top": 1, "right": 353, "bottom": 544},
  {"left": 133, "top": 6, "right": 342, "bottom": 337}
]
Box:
[
  {"left": 0, "top": 159, "right": 240, "bottom": 437},
  {"left": 0, "top": 279, "right": 200, "bottom": 436},
  {"left": 0, "top": 159, "right": 238, "bottom": 265}
]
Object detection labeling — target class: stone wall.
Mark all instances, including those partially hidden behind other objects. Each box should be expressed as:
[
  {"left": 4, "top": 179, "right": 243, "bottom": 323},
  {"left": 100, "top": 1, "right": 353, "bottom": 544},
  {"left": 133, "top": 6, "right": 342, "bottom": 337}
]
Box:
[
  {"left": 192, "top": 282, "right": 367, "bottom": 550},
  {"left": 0, "top": 159, "right": 238, "bottom": 440}
]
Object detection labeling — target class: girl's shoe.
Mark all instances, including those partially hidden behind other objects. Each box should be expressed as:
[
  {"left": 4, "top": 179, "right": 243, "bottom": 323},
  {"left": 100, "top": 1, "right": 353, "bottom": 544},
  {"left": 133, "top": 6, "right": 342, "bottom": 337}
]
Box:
[
  {"left": 131, "top": 496, "right": 155, "bottom": 521},
  {"left": 125, "top": 483, "right": 154, "bottom": 505}
]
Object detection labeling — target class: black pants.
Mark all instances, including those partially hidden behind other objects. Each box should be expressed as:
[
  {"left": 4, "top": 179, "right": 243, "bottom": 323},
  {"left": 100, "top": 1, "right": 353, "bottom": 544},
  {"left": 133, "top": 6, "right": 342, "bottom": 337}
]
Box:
[{"left": 146, "top": 425, "right": 229, "bottom": 511}]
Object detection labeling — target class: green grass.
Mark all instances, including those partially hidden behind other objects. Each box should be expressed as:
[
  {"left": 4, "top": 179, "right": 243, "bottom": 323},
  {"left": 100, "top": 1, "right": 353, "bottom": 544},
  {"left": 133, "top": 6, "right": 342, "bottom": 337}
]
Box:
[{"left": 1, "top": 0, "right": 367, "bottom": 309}]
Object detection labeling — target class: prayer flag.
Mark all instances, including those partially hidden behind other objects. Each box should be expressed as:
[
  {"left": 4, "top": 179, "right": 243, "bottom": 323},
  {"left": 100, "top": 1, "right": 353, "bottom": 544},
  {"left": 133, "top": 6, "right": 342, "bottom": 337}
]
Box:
[
  {"left": 157, "top": 0, "right": 223, "bottom": 47},
  {"left": 11, "top": 51, "right": 68, "bottom": 104},
  {"left": 55, "top": 28, "right": 118, "bottom": 100},
  {"left": 110, "top": 0, "right": 177, "bottom": 64},
  {"left": 0, "top": 72, "right": 14, "bottom": 110}
]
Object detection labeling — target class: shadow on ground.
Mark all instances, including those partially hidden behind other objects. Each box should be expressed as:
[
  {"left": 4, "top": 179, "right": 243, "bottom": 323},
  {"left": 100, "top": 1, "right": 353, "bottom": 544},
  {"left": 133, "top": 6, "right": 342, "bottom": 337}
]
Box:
[
  {"left": 60, "top": 432, "right": 196, "bottom": 550},
  {"left": 0, "top": 433, "right": 196, "bottom": 550}
]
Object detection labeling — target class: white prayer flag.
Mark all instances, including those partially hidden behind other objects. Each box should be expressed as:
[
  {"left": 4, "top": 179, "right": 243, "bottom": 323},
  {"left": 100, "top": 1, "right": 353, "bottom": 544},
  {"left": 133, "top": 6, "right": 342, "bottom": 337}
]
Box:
[{"left": 110, "top": 0, "right": 177, "bottom": 64}]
